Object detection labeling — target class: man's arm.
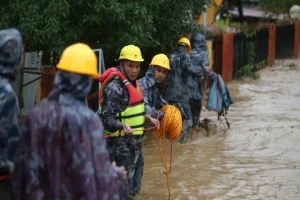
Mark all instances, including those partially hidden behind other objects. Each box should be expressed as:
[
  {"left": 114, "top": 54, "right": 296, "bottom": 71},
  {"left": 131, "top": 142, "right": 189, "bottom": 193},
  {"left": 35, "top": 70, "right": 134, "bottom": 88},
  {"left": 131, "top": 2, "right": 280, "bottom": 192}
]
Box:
[
  {"left": 100, "top": 80, "right": 126, "bottom": 132},
  {"left": 143, "top": 87, "right": 159, "bottom": 119},
  {"left": 184, "top": 53, "right": 204, "bottom": 77}
]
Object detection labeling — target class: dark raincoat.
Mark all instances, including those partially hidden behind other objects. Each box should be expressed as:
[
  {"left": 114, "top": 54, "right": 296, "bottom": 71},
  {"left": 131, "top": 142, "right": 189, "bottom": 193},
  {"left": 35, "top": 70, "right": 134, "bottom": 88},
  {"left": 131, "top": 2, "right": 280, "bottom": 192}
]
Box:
[
  {"left": 138, "top": 67, "right": 167, "bottom": 120},
  {"left": 189, "top": 33, "right": 213, "bottom": 100},
  {"left": 13, "top": 70, "right": 127, "bottom": 200},
  {"left": 164, "top": 46, "right": 204, "bottom": 142},
  {"left": 0, "top": 29, "right": 22, "bottom": 173},
  {"left": 188, "top": 33, "right": 215, "bottom": 127}
]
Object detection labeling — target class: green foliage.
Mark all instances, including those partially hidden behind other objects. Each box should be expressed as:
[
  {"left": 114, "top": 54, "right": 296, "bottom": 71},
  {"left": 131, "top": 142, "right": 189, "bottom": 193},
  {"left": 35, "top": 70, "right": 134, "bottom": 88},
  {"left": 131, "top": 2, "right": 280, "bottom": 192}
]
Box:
[
  {"left": 215, "top": 18, "right": 230, "bottom": 32},
  {"left": 260, "top": 0, "right": 300, "bottom": 18},
  {"left": 237, "top": 60, "right": 267, "bottom": 79},
  {"left": 231, "top": 22, "right": 266, "bottom": 79},
  {"left": 0, "top": 0, "right": 209, "bottom": 65}
]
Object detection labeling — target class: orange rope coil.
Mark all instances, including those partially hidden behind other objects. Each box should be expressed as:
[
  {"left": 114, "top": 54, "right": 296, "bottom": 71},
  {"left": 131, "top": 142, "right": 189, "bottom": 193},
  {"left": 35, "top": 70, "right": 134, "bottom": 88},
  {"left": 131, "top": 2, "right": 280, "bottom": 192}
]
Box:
[
  {"left": 104, "top": 105, "right": 182, "bottom": 199},
  {"left": 154, "top": 105, "right": 182, "bottom": 142},
  {"left": 153, "top": 105, "right": 182, "bottom": 200}
]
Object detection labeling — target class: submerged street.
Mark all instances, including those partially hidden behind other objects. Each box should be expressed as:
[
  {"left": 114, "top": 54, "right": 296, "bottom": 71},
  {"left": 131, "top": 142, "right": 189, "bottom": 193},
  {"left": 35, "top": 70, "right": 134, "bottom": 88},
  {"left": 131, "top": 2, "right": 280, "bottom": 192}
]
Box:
[{"left": 137, "top": 59, "right": 300, "bottom": 200}]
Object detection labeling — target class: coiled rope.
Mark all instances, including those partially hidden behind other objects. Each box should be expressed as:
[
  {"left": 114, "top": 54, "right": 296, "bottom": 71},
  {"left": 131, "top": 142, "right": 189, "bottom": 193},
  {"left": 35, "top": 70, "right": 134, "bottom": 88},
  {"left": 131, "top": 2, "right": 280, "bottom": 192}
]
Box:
[
  {"left": 104, "top": 105, "right": 182, "bottom": 200},
  {"left": 153, "top": 105, "right": 182, "bottom": 200}
]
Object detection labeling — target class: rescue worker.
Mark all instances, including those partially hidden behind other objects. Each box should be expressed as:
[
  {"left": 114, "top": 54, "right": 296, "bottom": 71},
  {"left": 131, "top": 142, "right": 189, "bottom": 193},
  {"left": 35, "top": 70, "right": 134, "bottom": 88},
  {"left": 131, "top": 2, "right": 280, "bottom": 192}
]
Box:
[
  {"left": 138, "top": 54, "right": 170, "bottom": 120},
  {"left": 0, "top": 28, "right": 22, "bottom": 200},
  {"left": 164, "top": 37, "right": 203, "bottom": 143},
  {"left": 99, "top": 45, "right": 159, "bottom": 199},
  {"left": 13, "top": 43, "right": 127, "bottom": 200},
  {"left": 189, "top": 33, "right": 214, "bottom": 128}
]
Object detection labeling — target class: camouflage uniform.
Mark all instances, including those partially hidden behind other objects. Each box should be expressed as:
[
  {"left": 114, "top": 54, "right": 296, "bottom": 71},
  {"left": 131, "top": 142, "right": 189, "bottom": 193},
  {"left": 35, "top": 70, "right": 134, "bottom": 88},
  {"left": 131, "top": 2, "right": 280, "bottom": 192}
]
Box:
[
  {"left": 138, "top": 67, "right": 167, "bottom": 121},
  {"left": 189, "top": 33, "right": 215, "bottom": 127},
  {"left": 100, "top": 70, "right": 144, "bottom": 200},
  {"left": 13, "top": 70, "right": 127, "bottom": 200},
  {"left": 0, "top": 29, "right": 22, "bottom": 200},
  {"left": 164, "top": 46, "right": 204, "bottom": 142}
]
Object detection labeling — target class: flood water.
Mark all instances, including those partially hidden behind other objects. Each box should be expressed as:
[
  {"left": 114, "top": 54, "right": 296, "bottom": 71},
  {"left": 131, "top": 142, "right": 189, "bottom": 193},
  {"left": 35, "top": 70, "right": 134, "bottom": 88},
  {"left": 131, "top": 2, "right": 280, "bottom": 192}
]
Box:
[{"left": 136, "top": 59, "right": 300, "bottom": 200}]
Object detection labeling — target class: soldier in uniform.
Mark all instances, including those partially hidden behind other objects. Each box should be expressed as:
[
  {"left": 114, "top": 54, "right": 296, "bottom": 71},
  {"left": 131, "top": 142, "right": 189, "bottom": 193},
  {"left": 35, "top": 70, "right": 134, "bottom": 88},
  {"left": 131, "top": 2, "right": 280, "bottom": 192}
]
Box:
[
  {"left": 139, "top": 53, "right": 170, "bottom": 121},
  {"left": 0, "top": 28, "right": 22, "bottom": 200},
  {"left": 100, "top": 45, "right": 159, "bottom": 199},
  {"left": 13, "top": 43, "right": 127, "bottom": 200},
  {"left": 189, "top": 33, "right": 214, "bottom": 128},
  {"left": 164, "top": 37, "right": 204, "bottom": 143}
]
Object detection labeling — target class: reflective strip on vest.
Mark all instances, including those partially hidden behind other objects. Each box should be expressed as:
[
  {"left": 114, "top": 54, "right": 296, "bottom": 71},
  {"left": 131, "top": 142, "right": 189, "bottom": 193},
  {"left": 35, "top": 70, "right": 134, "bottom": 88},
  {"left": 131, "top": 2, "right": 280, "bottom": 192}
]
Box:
[
  {"left": 105, "top": 82, "right": 145, "bottom": 137},
  {"left": 106, "top": 103, "right": 145, "bottom": 136}
]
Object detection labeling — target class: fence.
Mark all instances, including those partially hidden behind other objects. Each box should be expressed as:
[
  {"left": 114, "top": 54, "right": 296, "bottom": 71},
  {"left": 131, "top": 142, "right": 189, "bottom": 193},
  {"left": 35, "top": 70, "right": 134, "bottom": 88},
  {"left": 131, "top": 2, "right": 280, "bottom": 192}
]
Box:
[
  {"left": 231, "top": 27, "right": 269, "bottom": 79},
  {"left": 210, "top": 20, "right": 300, "bottom": 82},
  {"left": 19, "top": 49, "right": 105, "bottom": 116},
  {"left": 211, "top": 35, "right": 223, "bottom": 75},
  {"left": 276, "top": 23, "right": 295, "bottom": 59}
]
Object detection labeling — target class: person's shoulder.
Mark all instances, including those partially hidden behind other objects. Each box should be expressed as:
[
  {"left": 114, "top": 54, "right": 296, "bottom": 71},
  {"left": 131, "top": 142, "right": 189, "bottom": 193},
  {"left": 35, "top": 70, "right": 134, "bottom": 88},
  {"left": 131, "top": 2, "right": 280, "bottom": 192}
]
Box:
[
  {"left": 138, "top": 76, "right": 149, "bottom": 88},
  {"left": 103, "top": 78, "right": 124, "bottom": 93},
  {"left": 24, "top": 98, "right": 56, "bottom": 123},
  {"left": 102, "top": 78, "right": 127, "bottom": 100},
  {"left": 105, "top": 78, "right": 123, "bottom": 90},
  {"left": 138, "top": 76, "right": 146, "bottom": 83}
]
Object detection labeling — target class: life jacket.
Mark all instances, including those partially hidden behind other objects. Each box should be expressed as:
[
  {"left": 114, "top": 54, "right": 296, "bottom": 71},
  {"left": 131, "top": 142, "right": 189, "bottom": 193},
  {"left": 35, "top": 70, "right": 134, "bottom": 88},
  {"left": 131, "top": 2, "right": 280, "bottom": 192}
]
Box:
[{"left": 99, "top": 67, "right": 145, "bottom": 136}]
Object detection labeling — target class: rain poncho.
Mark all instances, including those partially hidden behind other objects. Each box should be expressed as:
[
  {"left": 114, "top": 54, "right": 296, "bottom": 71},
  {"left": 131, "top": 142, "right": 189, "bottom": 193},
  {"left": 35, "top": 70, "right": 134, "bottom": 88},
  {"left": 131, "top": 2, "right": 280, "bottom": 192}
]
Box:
[
  {"left": 164, "top": 46, "right": 204, "bottom": 142},
  {"left": 0, "top": 29, "right": 22, "bottom": 171},
  {"left": 188, "top": 33, "right": 216, "bottom": 127},
  {"left": 138, "top": 67, "right": 167, "bottom": 120},
  {"left": 188, "top": 33, "right": 214, "bottom": 100},
  {"left": 13, "top": 70, "right": 127, "bottom": 200}
]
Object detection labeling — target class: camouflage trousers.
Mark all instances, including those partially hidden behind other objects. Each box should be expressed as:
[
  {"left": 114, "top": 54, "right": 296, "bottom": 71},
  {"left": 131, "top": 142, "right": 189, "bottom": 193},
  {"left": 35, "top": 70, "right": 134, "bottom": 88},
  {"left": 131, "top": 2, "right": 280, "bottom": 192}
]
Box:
[
  {"left": 189, "top": 98, "right": 202, "bottom": 128},
  {"left": 106, "top": 135, "right": 144, "bottom": 200},
  {"left": 168, "top": 101, "right": 193, "bottom": 142}
]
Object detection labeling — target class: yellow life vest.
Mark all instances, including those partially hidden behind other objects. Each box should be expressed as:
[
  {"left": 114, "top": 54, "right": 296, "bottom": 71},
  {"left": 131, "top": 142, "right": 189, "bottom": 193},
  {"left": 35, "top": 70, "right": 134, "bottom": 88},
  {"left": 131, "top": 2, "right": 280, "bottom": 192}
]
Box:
[{"left": 99, "top": 68, "right": 145, "bottom": 136}]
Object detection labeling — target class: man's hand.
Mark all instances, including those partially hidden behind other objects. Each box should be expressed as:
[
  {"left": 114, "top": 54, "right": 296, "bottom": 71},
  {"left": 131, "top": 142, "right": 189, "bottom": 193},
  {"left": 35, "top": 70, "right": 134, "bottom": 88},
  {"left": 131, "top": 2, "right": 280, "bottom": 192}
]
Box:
[
  {"left": 205, "top": 66, "right": 212, "bottom": 73},
  {"left": 122, "top": 124, "right": 133, "bottom": 135},
  {"left": 145, "top": 115, "right": 160, "bottom": 129},
  {"left": 112, "top": 161, "right": 127, "bottom": 180}
]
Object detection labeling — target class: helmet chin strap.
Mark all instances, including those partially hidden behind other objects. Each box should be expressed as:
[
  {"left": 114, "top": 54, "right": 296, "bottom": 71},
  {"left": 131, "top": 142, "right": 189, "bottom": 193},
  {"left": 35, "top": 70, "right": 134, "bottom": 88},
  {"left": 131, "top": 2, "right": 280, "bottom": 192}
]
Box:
[{"left": 120, "top": 63, "right": 136, "bottom": 85}]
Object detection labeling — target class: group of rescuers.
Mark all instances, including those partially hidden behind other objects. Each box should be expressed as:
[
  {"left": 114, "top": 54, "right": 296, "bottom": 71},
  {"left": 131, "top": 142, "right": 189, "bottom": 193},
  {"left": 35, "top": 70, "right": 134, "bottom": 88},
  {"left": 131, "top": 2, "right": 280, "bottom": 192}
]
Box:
[{"left": 0, "top": 28, "right": 216, "bottom": 200}]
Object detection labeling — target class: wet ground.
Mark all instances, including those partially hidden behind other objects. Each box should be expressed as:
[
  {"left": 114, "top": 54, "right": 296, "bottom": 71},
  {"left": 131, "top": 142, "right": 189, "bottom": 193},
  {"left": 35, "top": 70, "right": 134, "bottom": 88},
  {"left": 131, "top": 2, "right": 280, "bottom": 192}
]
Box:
[{"left": 136, "top": 59, "right": 300, "bottom": 200}]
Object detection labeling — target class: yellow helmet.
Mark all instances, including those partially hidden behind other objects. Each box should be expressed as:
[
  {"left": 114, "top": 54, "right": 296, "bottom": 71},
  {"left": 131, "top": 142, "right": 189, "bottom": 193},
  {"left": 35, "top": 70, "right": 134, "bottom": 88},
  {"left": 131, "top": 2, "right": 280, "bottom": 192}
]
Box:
[
  {"left": 177, "top": 37, "right": 191, "bottom": 53},
  {"left": 118, "top": 45, "right": 144, "bottom": 62},
  {"left": 57, "top": 43, "right": 98, "bottom": 79},
  {"left": 150, "top": 53, "right": 170, "bottom": 70}
]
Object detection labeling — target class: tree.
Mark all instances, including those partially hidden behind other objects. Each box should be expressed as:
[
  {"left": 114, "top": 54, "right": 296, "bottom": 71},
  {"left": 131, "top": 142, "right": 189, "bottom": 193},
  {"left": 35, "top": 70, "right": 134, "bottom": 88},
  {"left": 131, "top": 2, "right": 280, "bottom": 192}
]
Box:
[
  {"left": 0, "top": 0, "right": 209, "bottom": 66},
  {"left": 260, "top": 0, "right": 300, "bottom": 19}
]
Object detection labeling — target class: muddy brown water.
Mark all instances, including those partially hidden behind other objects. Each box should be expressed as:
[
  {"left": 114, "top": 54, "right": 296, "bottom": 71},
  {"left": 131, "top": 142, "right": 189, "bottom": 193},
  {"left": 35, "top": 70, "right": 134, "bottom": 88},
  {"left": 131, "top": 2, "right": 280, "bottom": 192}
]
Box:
[{"left": 136, "top": 59, "right": 300, "bottom": 200}]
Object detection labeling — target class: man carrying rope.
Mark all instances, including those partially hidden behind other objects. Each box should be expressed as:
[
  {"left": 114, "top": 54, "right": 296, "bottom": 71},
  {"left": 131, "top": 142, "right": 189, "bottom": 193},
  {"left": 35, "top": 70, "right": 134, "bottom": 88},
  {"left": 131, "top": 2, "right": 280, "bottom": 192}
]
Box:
[
  {"left": 13, "top": 43, "right": 127, "bottom": 200},
  {"left": 138, "top": 54, "right": 170, "bottom": 124},
  {"left": 99, "top": 45, "right": 159, "bottom": 200}
]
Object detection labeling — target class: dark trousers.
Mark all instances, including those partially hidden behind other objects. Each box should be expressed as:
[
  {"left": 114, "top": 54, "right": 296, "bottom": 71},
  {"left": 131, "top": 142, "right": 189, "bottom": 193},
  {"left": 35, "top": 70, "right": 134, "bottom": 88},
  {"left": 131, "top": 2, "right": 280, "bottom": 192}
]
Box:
[
  {"left": 190, "top": 98, "right": 202, "bottom": 128},
  {"left": 106, "top": 136, "right": 144, "bottom": 200}
]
